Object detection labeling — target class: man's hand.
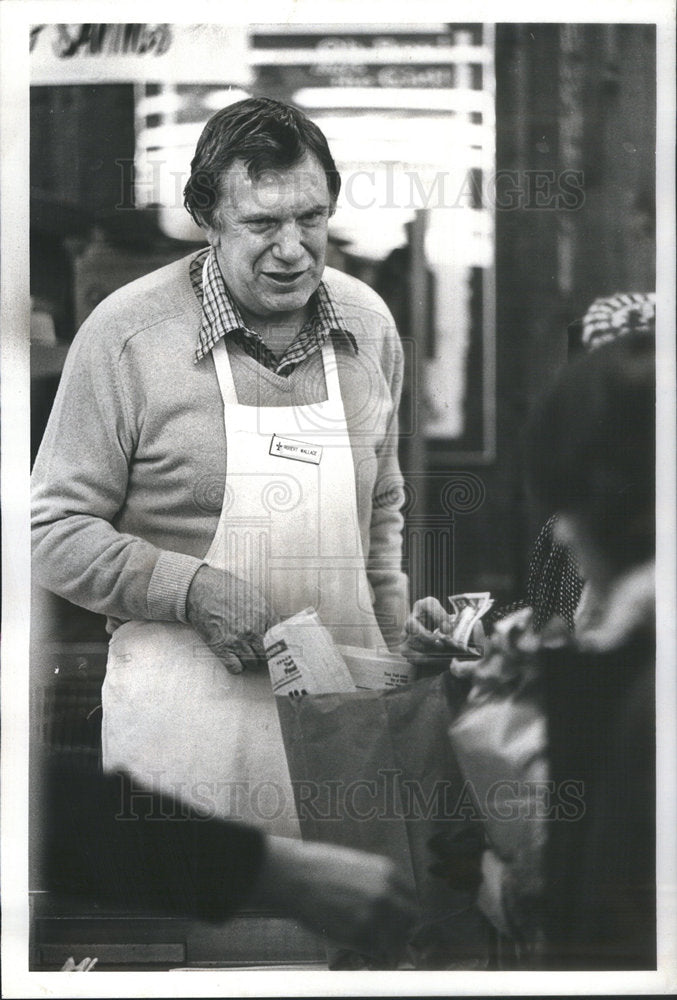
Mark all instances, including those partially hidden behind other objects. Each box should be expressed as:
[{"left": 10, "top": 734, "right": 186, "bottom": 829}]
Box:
[
  {"left": 400, "top": 596, "right": 455, "bottom": 665},
  {"left": 255, "top": 837, "right": 416, "bottom": 962},
  {"left": 186, "top": 565, "right": 279, "bottom": 673}
]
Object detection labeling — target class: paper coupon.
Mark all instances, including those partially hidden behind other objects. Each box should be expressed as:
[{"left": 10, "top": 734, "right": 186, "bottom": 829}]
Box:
[
  {"left": 337, "top": 645, "right": 416, "bottom": 690},
  {"left": 265, "top": 608, "right": 417, "bottom": 697}
]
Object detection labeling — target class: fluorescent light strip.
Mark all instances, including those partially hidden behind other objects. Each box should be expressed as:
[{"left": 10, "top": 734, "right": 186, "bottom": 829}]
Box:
[
  {"left": 137, "top": 122, "right": 206, "bottom": 148},
  {"left": 295, "top": 88, "right": 492, "bottom": 112},
  {"left": 201, "top": 88, "right": 253, "bottom": 110},
  {"left": 250, "top": 45, "right": 492, "bottom": 66},
  {"left": 314, "top": 115, "right": 489, "bottom": 141},
  {"left": 251, "top": 23, "right": 449, "bottom": 35},
  {"left": 135, "top": 93, "right": 183, "bottom": 117}
]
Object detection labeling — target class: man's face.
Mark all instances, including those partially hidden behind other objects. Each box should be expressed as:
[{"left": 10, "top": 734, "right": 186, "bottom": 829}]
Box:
[{"left": 207, "top": 153, "right": 332, "bottom": 326}]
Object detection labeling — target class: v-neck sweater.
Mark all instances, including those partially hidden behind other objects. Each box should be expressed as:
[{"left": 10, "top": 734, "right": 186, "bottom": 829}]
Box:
[{"left": 31, "top": 253, "right": 408, "bottom": 648}]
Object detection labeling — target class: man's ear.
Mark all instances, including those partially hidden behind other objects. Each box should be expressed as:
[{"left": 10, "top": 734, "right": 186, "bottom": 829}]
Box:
[{"left": 204, "top": 226, "right": 221, "bottom": 249}]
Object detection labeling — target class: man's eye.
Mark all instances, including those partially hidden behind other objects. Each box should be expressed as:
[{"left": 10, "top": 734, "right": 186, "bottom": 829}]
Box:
[
  {"left": 247, "top": 219, "right": 275, "bottom": 233},
  {"left": 300, "top": 212, "right": 327, "bottom": 227}
]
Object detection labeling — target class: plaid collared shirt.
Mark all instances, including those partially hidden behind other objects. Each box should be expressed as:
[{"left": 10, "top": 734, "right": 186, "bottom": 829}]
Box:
[{"left": 189, "top": 247, "right": 358, "bottom": 374}]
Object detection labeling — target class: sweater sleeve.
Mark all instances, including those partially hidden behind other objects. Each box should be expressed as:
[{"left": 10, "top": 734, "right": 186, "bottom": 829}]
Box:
[
  {"left": 368, "top": 316, "right": 410, "bottom": 651},
  {"left": 31, "top": 303, "right": 204, "bottom": 624},
  {"left": 38, "top": 755, "right": 266, "bottom": 923}
]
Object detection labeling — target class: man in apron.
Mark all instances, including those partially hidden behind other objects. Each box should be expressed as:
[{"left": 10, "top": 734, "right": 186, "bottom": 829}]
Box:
[{"left": 32, "top": 97, "right": 409, "bottom": 838}]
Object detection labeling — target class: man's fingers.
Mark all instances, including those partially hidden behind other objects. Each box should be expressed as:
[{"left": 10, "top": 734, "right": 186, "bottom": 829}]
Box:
[
  {"left": 405, "top": 615, "right": 436, "bottom": 640},
  {"left": 241, "top": 631, "right": 268, "bottom": 669},
  {"left": 403, "top": 614, "right": 453, "bottom": 652},
  {"left": 229, "top": 637, "right": 263, "bottom": 672},
  {"left": 214, "top": 635, "right": 268, "bottom": 673},
  {"left": 412, "top": 596, "right": 448, "bottom": 631},
  {"left": 197, "top": 625, "right": 267, "bottom": 673},
  {"left": 218, "top": 647, "right": 246, "bottom": 674}
]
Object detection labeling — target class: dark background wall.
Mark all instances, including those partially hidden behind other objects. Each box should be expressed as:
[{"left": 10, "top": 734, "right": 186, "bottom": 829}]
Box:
[{"left": 443, "top": 23, "right": 656, "bottom": 610}]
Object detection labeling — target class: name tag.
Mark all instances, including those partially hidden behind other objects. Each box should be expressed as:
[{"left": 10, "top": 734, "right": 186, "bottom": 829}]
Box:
[{"left": 269, "top": 434, "right": 322, "bottom": 465}]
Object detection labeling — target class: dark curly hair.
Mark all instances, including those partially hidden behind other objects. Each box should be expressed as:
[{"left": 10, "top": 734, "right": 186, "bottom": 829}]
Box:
[
  {"left": 526, "top": 332, "right": 655, "bottom": 575},
  {"left": 183, "top": 97, "right": 341, "bottom": 229}
]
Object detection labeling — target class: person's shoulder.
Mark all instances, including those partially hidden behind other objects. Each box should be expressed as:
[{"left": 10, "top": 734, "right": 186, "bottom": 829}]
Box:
[
  {"left": 322, "top": 266, "right": 394, "bottom": 326},
  {"left": 79, "top": 252, "right": 202, "bottom": 340},
  {"left": 96, "top": 251, "right": 201, "bottom": 316}
]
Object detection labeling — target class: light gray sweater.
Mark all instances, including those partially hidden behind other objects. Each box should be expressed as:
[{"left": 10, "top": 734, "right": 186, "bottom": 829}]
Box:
[{"left": 31, "top": 254, "right": 408, "bottom": 647}]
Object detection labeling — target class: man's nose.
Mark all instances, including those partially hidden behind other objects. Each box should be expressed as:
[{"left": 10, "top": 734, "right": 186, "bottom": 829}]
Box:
[{"left": 271, "top": 222, "right": 304, "bottom": 262}]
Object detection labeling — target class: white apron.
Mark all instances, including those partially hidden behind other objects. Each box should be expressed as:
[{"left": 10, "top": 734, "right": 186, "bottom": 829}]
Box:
[{"left": 102, "top": 334, "right": 386, "bottom": 837}]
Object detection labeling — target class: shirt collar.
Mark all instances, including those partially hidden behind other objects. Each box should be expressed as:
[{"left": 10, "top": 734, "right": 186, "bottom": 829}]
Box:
[{"left": 190, "top": 246, "right": 357, "bottom": 364}]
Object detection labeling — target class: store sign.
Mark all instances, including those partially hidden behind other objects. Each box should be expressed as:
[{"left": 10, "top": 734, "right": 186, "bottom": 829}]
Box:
[
  {"left": 30, "top": 23, "right": 172, "bottom": 58},
  {"left": 30, "top": 23, "right": 251, "bottom": 85}
]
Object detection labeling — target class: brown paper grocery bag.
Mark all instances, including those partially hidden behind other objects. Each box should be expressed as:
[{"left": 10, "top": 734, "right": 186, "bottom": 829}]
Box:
[{"left": 276, "top": 673, "right": 491, "bottom": 968}]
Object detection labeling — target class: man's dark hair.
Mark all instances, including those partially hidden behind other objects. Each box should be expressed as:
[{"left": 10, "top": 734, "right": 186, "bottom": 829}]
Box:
[
  {"left": 183, "top": 97, "right": 341, "bottom": 229},
  {"left": 526, "top": 332, "right": 656, "bottom": 575}
]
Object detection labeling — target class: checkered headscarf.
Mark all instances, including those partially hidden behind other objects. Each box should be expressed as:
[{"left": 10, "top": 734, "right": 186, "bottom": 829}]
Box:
[{"left": 580, "top": 292, "right": 656, "bottom": 351}]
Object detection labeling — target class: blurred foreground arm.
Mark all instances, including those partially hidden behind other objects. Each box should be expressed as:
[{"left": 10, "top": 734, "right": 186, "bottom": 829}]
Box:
[
  {"left": 254, "top": 836, "right": 416, "bottom": 960},
  {"left": 37, "top": 756, "right": 414, "bottom": 956}
]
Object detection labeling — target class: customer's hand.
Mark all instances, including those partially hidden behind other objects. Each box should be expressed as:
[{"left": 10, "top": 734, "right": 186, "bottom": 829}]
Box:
[
  {"left": 186, "top": 565, "right": 279, "bottom": 673},
  {"left": 255, "top": 837, "right": 416, "bottom": 962}
]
